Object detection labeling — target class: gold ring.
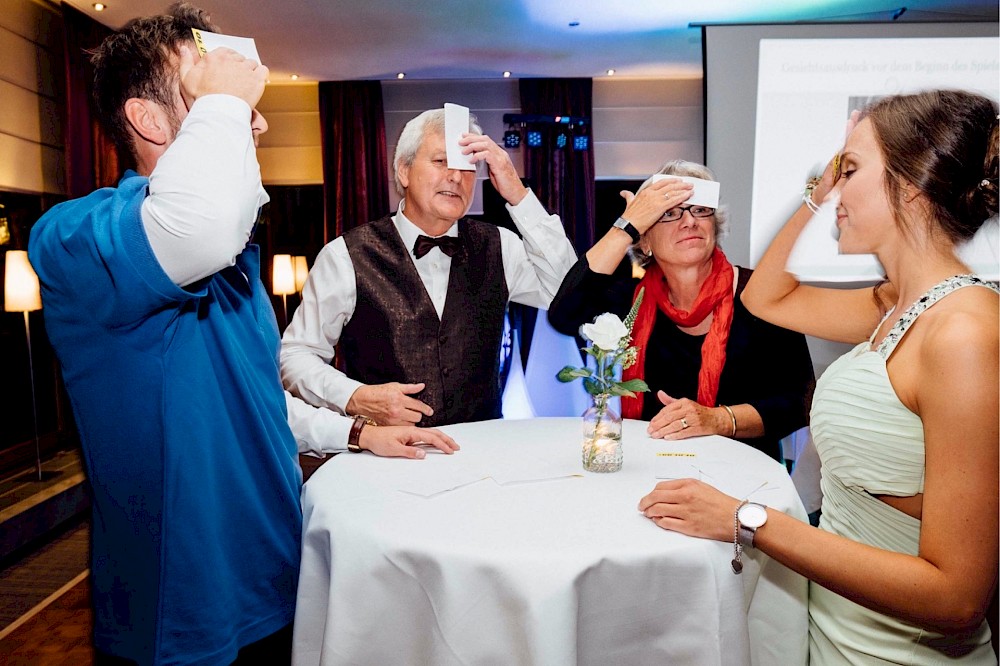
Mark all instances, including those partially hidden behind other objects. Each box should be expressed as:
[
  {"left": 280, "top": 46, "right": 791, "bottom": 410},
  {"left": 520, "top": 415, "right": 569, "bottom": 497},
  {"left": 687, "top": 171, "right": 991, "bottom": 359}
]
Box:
[{"left": 680, "top": 418, "right": 689, "bottom": 429}]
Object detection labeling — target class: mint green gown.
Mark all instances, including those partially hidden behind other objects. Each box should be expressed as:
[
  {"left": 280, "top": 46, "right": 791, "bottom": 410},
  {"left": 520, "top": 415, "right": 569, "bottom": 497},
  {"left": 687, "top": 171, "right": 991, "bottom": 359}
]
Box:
[{"left": 808, "top": 275, "right": 998, "bottom": 665}]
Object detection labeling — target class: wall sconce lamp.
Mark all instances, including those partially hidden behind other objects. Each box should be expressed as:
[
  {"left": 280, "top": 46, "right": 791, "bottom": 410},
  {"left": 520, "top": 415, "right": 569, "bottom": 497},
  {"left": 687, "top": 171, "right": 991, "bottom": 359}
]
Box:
[
  {"left": 5, "top": 250, "right": 44, "bottom": 481},
  {"left": 272, "top": 253, "right": 296, "bottom": 327},
  {"left": 293, "top": 256, "right": 309, "bottom": 294}
]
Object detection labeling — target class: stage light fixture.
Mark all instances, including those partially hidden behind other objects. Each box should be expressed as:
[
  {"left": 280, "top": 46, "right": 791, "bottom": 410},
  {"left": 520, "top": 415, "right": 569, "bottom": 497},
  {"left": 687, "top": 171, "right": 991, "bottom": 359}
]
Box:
[
  {"left": 573, "top": 135, "right": 589, "bottom": 151},
  {"left": 526, "top": 130, "right": 543, "bottom": 148},
  {"left": 555, "top": 132, "right": 568, "bottom": 149},
  {"left": 503, "top": 129, "right": 521, "bottom": 149}
]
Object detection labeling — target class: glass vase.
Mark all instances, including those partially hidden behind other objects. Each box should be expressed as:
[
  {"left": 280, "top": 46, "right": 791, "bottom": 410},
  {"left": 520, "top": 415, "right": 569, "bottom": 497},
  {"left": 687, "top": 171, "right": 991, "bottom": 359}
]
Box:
[{"left": 582, "top": 394, "right": 623, "bottom": 473}]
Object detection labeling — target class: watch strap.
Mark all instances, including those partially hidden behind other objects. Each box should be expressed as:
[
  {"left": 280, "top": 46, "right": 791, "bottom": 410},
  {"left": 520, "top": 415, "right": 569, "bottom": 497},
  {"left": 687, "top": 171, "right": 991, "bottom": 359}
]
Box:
[
  {"left": 347, "top": 414, "right": 376, "bottom": 453},
  {"left": 738, "top": 524, "right": 757, "bottom": 549},
  {"left": 614, "top": 217, "right": 641, "bottom": 243}
]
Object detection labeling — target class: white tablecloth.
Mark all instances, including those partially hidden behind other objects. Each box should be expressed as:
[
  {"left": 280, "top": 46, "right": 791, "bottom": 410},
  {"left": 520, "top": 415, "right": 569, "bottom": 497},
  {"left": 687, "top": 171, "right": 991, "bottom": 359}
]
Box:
[{"left": 293, "top": 418, "right": 808, "bottom": 666}]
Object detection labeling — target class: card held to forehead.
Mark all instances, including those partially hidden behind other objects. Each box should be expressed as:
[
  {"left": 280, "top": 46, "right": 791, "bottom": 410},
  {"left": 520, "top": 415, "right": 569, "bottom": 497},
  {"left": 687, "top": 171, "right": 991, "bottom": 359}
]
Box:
[
  {"left": 191, "top": 28, "right": 263, "bottom": 65},
  {"left": 650, "top": 174, "right": 720, "bottom": 209},
  {"left": 444, "top": 103, "right": 476, "bottom": 171}
]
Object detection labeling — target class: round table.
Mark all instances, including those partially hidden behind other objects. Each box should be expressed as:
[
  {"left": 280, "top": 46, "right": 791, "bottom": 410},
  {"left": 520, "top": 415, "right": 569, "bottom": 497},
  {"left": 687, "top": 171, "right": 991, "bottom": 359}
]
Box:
[{"left": 292, "top": 417, "right": 808, "bottom": 666}]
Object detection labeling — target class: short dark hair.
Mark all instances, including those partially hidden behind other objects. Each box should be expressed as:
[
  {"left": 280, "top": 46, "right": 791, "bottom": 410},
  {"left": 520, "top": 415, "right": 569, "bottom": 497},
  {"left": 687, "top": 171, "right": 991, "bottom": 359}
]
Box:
[
  {"left": 862, "top": 90, "right": 999, "bottom": 243},
  {"left": 90, "top": 3, "right": 218, "bottom": 163}
]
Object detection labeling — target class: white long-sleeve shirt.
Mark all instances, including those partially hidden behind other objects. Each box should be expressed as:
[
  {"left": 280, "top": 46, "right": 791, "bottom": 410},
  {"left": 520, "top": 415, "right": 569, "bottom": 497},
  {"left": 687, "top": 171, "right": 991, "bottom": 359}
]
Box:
[
  {"left": 280, "top": 194, "right": 577, "bottom": 431},
  {"left": 140, "top": 94, "right": 347, "bottom": 457}
]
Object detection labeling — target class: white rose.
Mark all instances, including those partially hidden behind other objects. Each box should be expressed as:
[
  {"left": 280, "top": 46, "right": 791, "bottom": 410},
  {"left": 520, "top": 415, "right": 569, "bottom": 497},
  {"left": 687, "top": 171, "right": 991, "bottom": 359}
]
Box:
[{"left": 581, "top": 313, "right": 629, "bottom": 351}]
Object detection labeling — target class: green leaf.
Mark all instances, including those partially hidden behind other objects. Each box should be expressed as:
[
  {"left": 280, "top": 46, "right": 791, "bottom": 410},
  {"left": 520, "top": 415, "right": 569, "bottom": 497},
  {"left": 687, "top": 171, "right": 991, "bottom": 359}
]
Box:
[
  {"left": 624, "top": 287, "right": 645, "bottom": 334},
  {"left": 583, "top": 378, "right": 603, "bottom": 395},
  {"left": 556, "top": 366, "right": 591, "bottom": 382},
  {"left": 617, "top": 378, "right": 649, "bottom": 393}
]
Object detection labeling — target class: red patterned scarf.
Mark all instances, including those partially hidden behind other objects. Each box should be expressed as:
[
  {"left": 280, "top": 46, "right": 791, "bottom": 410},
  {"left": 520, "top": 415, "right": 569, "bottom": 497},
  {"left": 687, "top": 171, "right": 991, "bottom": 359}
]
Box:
[{"left": 621, "top": 247, "right": 735, "bottom": 418}]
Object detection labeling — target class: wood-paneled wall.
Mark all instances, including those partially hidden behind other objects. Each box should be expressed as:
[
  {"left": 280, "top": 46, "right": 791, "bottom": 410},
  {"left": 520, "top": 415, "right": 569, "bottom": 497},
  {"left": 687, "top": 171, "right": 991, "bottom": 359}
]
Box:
[
  {"left": 0, "top": 0, "right": 65, "bottom": 195},
  {"left": 593, "top": 77, "right": 703, "bottom": 178},
  {"left": 256, "top": 83, "right": 323, "bottom": 186}
]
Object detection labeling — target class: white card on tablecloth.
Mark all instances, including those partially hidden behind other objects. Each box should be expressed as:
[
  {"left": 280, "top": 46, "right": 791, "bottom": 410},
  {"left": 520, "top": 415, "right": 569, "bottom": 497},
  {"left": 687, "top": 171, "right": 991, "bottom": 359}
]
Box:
[
  {"left": 444, "top": 103, "right": 476, "bottom": 171},
  {"left": 650, "top": 175, "right": 720, "bottom": 208},
  {"left": 191, "top": 28, "right": 262, "bottom": 64},
  {"left": 490, "top": 458, "right": 581, "bottom": 485},
  {"left": 697, "top": 461, "right": 778, "bottom": 501},
  {"left": 395, "top": 455, "right": 489, "bottom": 498},
  {"left": 654, "top": 453, "right": 700, "bottom": 480}
]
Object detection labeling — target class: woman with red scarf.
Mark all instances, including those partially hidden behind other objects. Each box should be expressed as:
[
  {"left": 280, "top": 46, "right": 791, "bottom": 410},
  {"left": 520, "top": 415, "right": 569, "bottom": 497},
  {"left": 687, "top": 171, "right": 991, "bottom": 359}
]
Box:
[{"left": 548, "top": 160, "right": 814, "bottom": 462}]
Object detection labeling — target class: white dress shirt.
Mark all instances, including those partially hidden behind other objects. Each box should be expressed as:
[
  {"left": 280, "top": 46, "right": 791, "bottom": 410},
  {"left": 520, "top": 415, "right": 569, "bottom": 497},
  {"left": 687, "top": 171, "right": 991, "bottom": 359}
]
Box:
[
  {"left": 280, "top": 192, "right": 577, "bottom": 449},
  {"left": 138, "top": 93, "right": 350, "bottom": 458}
]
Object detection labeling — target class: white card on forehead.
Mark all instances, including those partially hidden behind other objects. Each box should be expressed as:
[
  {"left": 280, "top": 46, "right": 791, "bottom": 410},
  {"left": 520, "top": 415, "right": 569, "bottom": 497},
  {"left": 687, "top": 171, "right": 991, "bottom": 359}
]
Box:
[
  {"left": 191, "top": 28, "right": 262, "bottom": 65},
  {"left": 650, "top": 175, "right": 720, "bottom": 208},
  {"left": 444, "top": 103, "right": 476, "bottom": 171}
]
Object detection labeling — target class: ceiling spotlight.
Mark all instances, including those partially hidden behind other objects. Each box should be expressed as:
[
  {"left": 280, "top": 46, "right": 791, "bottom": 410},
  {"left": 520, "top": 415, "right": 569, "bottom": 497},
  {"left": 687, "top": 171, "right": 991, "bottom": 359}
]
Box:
[
  {"left": 568, "top": 20, "right": 580, "bottom": 27},
  {"left": 606, "top": 69, "right": 616, "bottom": 76},
  {"left": 290, "top": 74, "right": 299, "bottom": 81},
  {"left": 93, "top": 2, "right": 106, "bottom": 10},
  {"left": 503, "top": 129, "right": 521, "bottom": 149},
  {"left": 526, "top": 130, "right": 543, "bottom": 148},
  {"left": 503, "top": 71, "right": 511, "bottom": 78},
  {"left": 396, "top": 72, "right": 405, "bottom": 79}
]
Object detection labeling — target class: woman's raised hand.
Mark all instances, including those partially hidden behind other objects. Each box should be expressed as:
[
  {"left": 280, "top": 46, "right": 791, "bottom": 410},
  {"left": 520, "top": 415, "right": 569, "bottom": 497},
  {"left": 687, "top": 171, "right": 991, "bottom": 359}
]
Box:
[{"left": 620, "top": 178, "right": 694, "bottom": 235}]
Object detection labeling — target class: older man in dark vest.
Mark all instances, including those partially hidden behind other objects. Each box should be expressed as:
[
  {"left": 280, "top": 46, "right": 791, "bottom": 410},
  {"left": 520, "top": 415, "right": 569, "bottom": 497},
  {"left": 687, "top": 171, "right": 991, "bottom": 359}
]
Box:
[{"left": 281, "top": 108, "right": 576, "bottom": 438}]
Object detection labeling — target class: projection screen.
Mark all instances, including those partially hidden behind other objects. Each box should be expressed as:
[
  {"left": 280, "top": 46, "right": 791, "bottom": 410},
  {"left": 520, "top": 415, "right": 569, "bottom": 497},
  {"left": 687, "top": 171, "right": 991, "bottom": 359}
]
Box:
[{"left": 703, "top": 21, "right": 999, "bottom": 280}]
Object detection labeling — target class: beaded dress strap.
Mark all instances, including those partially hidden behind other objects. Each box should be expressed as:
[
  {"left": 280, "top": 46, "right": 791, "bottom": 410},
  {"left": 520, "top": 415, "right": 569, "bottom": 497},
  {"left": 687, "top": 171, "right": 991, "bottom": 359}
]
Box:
[{"left": 876, "top": 274, "right": 999, "bottom": 359}]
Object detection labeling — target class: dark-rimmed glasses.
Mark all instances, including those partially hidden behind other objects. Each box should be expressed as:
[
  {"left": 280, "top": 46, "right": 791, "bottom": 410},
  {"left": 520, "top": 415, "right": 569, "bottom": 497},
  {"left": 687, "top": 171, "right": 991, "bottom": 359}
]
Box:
[{"left": 657, "top": 205, "right": 716, "bottom": 223}]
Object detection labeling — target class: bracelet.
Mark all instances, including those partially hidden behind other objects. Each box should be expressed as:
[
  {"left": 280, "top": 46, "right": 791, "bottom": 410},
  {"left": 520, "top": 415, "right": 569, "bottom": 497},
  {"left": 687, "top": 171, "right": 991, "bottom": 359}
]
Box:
[
  {"left": 722, "top": 405, "right": 737, "bottom": 438},
  {"left": 803, "top": 176, "right": 822, "bottom": 214},
  {"left": 732, "top": 499, "right": 749, "bottom": 574},
  {"left": 347, "top": 414, "right": 377, "bottom": 453}
]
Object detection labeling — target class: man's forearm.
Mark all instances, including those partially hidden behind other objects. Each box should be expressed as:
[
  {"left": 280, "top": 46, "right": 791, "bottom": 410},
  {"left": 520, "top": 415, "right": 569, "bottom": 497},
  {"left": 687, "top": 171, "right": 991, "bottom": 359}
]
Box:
[{"left": 143, "top": 95, "right": 268, "bottom": 286}]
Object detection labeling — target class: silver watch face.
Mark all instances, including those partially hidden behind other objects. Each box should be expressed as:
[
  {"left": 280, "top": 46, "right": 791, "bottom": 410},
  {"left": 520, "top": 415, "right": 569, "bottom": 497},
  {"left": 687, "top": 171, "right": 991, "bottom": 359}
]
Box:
[
  {"left": 738, "top": 503, "right": 768, "bottom": 529},
  {"left": 614, "top": 217, "right": 628, "bottom": 230}
]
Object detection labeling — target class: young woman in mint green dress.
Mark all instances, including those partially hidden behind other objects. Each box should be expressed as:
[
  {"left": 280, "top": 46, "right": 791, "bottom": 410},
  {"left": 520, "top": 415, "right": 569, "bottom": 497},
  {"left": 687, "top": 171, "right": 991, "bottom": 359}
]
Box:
[{"left": 639, "top": 89, "right": 998, "bottom": 664}]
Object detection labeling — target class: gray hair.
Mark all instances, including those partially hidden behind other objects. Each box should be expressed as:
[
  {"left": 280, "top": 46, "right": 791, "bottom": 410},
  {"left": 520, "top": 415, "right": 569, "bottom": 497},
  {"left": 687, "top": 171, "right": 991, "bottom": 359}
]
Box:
[
  {"left": 392, "top": 108, "right": 483, "bottom": 197},
  {"left": 636, "top": 159, "right": 729, "bottom": 239}
]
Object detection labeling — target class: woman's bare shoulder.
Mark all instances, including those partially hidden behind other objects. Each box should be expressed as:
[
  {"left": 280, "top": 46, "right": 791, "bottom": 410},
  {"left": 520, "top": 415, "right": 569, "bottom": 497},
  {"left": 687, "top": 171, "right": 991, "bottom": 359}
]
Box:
[{"left": 918, "top": 286, "right": 998, "bottom": 359}]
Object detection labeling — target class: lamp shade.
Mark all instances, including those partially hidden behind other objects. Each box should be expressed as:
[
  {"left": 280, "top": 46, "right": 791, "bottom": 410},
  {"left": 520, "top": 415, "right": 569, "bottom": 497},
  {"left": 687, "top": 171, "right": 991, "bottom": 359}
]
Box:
[
  {"left": 272, "top": 254, "right": 296, "bottom": 296},
  {"left": 5, "top": 250, "right": 42, "bottom": 312},
  {"left": 293, "top": 256, "right": 309, "bottom": 292}
]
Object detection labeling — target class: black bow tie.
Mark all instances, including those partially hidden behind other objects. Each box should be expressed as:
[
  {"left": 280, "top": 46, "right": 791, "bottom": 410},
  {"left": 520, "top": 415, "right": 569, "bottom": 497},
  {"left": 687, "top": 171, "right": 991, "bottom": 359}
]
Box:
[{"left": 413, "top": 234, "right": 462, "bottom": 259}]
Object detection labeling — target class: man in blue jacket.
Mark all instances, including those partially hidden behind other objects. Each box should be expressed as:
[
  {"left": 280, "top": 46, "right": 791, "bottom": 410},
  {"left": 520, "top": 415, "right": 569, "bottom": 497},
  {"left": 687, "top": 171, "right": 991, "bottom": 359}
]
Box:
[{"left": 29, "top": 4, "right": 299, "bottom": 663}]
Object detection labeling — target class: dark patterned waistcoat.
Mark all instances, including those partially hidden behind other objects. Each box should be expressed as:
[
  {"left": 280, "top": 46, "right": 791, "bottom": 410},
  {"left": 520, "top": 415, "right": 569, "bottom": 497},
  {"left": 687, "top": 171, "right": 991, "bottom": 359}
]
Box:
[{"left": 340, "top": 215, "right": 509, "bottom": 426}]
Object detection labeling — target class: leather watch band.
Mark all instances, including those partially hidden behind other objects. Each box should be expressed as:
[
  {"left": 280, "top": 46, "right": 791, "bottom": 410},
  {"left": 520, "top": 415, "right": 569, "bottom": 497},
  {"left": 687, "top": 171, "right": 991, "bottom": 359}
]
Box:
[
  {"left": 613, "top": 216, "right": 641, "bottom": 243},
  {"left": 347, "top": 415, "right": 376, "bottom": 453}
]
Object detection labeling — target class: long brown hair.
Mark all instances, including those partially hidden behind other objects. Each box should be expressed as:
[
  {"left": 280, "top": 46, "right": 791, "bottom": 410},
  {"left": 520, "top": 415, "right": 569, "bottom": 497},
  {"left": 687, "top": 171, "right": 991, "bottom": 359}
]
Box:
[{"left": 861, "top": 90, "right": 998, "bottom": 243}]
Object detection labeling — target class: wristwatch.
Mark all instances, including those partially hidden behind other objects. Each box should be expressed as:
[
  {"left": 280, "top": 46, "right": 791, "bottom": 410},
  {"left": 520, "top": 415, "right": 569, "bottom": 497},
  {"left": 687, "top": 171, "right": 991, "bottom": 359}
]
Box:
[
  {"left": 737, "top": 502, "right": 768, "bottom": 548},
  {"left": 347, "top": 415, "right": 377, "bottom": 453},
  {"left": 612, "top": 216, "right": 641, "bottom": 243}
]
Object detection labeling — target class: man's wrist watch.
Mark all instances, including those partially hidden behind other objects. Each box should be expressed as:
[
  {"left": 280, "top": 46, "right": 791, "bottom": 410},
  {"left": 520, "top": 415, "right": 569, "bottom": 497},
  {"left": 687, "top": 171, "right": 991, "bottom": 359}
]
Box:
[
  {"left": 737, "top": 502, "right": 768, "bottom": 548},
  {"left": 347, "top": 415, "right": 377, "bottom": 453},
  {"left": 612, "top": 216, "right": 641, "bottom": 243}
]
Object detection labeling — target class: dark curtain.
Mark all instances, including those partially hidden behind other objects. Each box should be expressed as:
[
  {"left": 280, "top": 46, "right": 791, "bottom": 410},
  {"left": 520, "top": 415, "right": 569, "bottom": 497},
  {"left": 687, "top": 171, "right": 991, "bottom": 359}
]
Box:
[
  {"left": 514, "top": 78, "right": 596, "bottom": 366},
  {"left": 62, "top": 3, "right": 123, "bottom": 196},
  {"left": 519, "top": 78, "right": 596, "bottom": 255},
  {"left": 318, "top": 81, "right": 389, "bottom": 242}
]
